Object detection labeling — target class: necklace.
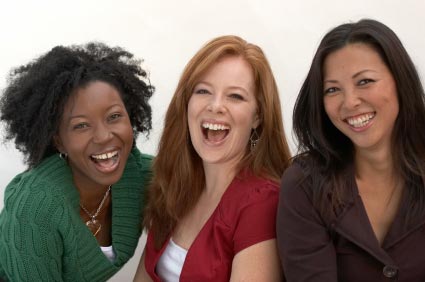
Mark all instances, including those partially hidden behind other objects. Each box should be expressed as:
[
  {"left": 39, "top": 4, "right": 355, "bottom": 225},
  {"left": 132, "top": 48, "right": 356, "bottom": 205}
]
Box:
[{"left": 80, "top": 185, "right": 111, "bottom": 237}]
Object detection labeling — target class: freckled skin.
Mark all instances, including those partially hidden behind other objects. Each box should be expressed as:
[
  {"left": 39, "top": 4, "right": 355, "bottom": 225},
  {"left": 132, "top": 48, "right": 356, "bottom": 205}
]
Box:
[{"left": 187, "top": 56, "right": 260, "bottom": 172}]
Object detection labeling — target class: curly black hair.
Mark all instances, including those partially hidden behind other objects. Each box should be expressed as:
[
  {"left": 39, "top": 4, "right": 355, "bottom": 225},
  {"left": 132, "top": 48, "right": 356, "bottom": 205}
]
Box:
[{"left": 0, "top": 42, "right": 154, "bottom": 168}]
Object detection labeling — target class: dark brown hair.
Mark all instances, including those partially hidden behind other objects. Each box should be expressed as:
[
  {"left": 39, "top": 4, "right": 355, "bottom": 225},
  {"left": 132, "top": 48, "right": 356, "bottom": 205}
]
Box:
[
  {"left": 293, "top": 19, "right": 425, "bottom": 222},
  {"left": 144, "top": 35, "right": 291, "bottom": 248}
]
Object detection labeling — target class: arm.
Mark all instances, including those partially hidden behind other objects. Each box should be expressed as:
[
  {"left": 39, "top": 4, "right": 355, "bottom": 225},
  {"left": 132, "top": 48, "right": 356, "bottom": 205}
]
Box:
[
  {"left": 0, "top": 192, "right": 64, "bottom": 281},
  {"left": 229, "top": 181, "right": 282, "bottom": 281},
  {"left": 230, "top": 239, "right": 282, "bottom": 281},
  {"left": 133, "top": 248, "right": 153, "bottom": 282},
  {"left": 276, "top": 163, "right": 337, "bottom": 282}
]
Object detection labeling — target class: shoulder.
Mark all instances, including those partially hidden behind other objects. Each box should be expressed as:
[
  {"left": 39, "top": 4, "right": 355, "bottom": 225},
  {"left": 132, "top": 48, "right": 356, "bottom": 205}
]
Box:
[
  {"left": 218, "top": 172, "right": 279, "bottom": 253},
  {"left": 3, "top": 154, "right": 74, "bottom": 203},
  {"left": 2, "top": 154, "right": 76, "bottom": 219},
  {"left": 218, "top": 172, "right": 279, "bottom": 224},
  {"left": 227, "top": 172, "right": 278, "bottom": 205},
  {"left": 127, "top": 147, "right": 153, "bottom": 176},
  {"left": 131, "top": 147, "right": 153, "bottom": 165},
  {"left": 280, "top": 156, "right": 315, "bottom": 199}
]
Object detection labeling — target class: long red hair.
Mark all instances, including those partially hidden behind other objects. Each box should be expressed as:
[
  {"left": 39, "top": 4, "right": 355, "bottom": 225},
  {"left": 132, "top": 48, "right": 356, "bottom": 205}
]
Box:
[{"left": 144, "top": 35, "right": 291, "bottom": 249}]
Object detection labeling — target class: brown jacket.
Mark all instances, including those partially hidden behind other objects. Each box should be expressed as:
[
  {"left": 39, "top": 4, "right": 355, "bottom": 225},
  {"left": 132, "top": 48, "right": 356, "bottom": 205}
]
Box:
[{"left": 277, "top": 161, "right": 425, "bottom": 282}]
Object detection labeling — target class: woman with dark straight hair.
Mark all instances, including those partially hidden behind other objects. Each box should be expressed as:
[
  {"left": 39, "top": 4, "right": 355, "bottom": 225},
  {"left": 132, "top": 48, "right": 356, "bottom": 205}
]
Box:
[{"left": 277, "top": 19, "right": 425, "bottom": 281}]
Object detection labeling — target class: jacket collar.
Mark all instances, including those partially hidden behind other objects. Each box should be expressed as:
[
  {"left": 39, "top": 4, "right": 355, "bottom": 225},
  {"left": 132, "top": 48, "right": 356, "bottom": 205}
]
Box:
[{"left": 333, "top": 165, "right": 404, "bottom": 265}]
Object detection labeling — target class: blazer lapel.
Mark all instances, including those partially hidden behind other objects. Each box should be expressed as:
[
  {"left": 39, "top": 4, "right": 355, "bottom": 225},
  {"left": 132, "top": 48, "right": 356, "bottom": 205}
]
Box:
[
  {"left": 333, "top": 170, "right": 395, "bottom": 266},
  {"left": 335, "top": 195, "right": 395, "bottom": 266}
]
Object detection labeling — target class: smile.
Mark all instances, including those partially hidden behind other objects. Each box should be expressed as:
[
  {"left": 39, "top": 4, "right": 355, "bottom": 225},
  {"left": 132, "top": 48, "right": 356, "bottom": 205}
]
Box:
[
  {"left": 201, "top": 122, "right": 230, "bottom": 143},
  {"left": 345, "top": 112, "right": 375, "bottom": 128},
  {"left": 91, "top": 150, "right": 118, "bottom": 160},
  {"left": 90, "top": 150, "right": 120, "bottom": 173}
]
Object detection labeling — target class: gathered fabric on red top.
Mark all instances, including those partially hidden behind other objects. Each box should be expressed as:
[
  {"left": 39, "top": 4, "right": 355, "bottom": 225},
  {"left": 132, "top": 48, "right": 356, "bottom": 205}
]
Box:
[{"left": 144, "top": 170, "right": 279, "bottom": 281}]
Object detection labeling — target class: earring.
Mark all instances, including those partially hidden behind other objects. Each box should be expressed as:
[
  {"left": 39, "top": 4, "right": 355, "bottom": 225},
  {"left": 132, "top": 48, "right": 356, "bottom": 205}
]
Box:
[
  {"left": 59, "top": 152, "right": 68, "bottom": 160},
  {"left": 250, "top": 128, "right": 260, "bottom": 151}
]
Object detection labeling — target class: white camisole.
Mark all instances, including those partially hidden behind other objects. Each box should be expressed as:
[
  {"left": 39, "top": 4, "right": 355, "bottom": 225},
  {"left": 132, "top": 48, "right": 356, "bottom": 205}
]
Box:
[
  {"left": 100, "top": 245, "right": 116, "bottom": 263},
  {"left": 156, "top": 238, "right": 188, "bottom": 282}
]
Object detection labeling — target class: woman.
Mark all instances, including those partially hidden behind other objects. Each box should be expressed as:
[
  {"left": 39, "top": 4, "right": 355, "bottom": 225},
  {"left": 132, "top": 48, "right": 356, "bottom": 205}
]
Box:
[
  {"left": 134, "top": 35, "right": 291, "bottom": 281},
  {"left": 277, "top": 19, "right": 425, "bottom": 281},
  {"left": 0, "top": 42, "right": 153, "bottom": 281}
]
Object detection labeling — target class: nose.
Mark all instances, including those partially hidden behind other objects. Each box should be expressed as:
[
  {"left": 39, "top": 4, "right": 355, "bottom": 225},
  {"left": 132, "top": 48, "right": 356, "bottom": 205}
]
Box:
[
  {"left": 342, "top": 89, "right": 361, "bottom": 110},
  {"left": 207, "top": 94, "right": 226, "bottom": 114},
  {"left": 92, "top": 122, "right": 113, "bottom": 144}
]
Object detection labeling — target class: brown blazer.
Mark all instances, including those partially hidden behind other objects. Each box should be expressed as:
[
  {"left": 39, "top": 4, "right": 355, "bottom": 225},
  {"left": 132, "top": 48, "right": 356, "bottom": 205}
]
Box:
[{"left": 277, "top": 161, "right": 425, "bottom": 282}]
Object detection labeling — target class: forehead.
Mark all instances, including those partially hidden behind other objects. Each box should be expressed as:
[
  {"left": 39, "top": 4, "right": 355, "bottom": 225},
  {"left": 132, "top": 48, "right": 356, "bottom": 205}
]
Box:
[
  {"left": 200, "top": 56, "right": 254, "bottom": 88},
  {"left": 63, "top": 81, "right": 124, "bottom": 115},
  {"left": 323, "top": 43, "right": 388, "bottom": 75}
]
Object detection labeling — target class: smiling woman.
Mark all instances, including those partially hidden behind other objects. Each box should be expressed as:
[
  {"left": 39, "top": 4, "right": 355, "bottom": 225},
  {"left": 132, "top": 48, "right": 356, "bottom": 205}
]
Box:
[
  {"left": 277, "top": 19, "right": 425, "bottom": 282},
  {"left": 0, "top": 42, "right": 154, "bottom": 281},
  {"left": 134, "top": 35, "right": 291, "bottom": 282}
]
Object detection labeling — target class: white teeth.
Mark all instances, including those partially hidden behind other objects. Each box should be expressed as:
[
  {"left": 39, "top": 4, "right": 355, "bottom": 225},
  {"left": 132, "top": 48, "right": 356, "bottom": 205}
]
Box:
[
  {"left": 91, "top": 150, "right": 118, "bottom": 160},
  {"left": 347, "top": 113, "right": 375, "bottom": 128},
  {"left": 202, "top": 122, "right": 230, "bottom": 131}
]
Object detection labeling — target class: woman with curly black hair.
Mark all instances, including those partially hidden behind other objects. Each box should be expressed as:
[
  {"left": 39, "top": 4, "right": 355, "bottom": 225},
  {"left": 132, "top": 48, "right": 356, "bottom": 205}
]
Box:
[{"left": 0, "top": 42, "right": 154, "bottom": 281}]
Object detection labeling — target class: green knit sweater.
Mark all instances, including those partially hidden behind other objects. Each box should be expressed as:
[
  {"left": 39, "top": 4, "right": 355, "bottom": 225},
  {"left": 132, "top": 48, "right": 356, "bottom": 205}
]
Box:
[{"left": 0, "top": 148, "right": 152, "bottom": 282}]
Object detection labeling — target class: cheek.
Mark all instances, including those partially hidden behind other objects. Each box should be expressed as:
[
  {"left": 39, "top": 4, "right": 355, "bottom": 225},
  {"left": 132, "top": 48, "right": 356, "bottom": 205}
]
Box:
[
  {"left": 236, "top": 110, "right": 258, "bottom": 137},
  {"left": 187, "top": 97, "right": 198, "bottom": 118},
  {"left": 187, "top": 99, "right": 200, "bottom": 133},
  {"left": 383, "top": 88, "right": 399, "bottom": 112},
  {"left": 121, "top": 123, "right": 135, "bottom": 143},
  {"left": 323, "top": 98, "right": 339, "bottom": 121}
]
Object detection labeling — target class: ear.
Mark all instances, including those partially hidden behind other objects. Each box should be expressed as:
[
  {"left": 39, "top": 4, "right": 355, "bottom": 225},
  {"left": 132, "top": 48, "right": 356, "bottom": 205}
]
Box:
[
  {"left": 252, "top": 113, "right": 261, "bottom": 129},
  {"left": 53, "top": 134, "right": 65, "bottom": 154}
]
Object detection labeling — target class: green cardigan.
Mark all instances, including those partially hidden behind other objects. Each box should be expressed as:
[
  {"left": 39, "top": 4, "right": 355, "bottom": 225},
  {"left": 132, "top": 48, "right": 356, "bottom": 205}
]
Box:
[{"left": 0, "top": 148, "right": 152, "bottom": 282}]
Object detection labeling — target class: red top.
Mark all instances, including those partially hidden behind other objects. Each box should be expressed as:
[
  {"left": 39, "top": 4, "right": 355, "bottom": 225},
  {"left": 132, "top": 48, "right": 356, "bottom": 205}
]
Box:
[{"left": 145, "top": 171, "right": 279, "bottom": 281}]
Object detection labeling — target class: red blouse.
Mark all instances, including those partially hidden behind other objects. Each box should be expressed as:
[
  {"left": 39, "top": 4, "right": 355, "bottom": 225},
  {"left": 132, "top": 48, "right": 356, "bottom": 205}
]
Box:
[{"left": 145, "top": 171, "right": 279, "bottom": 281}]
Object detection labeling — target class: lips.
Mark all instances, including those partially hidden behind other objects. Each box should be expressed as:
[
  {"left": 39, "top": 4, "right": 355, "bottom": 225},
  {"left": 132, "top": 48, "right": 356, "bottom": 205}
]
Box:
[
  {"left": 345, "top": 112, "right": 375, "bottom": 128},
  {"left": 90, "top": 150, "right": 120, "bottom": 173},
  {"left": 201, "top": 121, "right": 230, "bottom": 143}
]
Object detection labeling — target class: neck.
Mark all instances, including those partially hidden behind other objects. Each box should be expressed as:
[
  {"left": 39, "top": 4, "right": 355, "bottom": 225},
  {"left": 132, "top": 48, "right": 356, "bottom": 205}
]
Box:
[
  {"left": 354, "top": 144, "right": 397, "bottom": 186},
  {"left": 203, "top": 161, "right": 238, "bottom": 198},
  {"left": 74, "top": 181, "right": 111, "bottom": 210}
]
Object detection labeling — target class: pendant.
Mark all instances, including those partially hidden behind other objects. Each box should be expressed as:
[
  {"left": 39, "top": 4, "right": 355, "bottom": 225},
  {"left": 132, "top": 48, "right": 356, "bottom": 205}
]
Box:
[{"left": 86, "top": 219, "right": 101, "bottom": 236}]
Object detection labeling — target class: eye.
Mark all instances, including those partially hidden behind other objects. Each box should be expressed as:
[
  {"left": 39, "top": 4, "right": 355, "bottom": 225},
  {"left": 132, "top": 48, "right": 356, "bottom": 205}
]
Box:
[
  {"left": 358, "top": 78, "right": 375, "bottom": 86},
  {"left": 229, "top": 93, "right": 245, "bottom": 101},
  {"left": 324, "top": 87, "right": 339, "bottom": 95},
  {"left": 73, "top": 123, "right": 89, "bottom": 130},
  {"left": 194, "top": 88, "right": 210, "bottom": 95},
  {"left": 108, "top": 113, "right": 122, "bottom": 121}
]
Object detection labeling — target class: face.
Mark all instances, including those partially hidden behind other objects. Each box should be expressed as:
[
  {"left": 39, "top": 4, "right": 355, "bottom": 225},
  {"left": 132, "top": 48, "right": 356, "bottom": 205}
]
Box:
[
  {"left": 187, "top": 56, "right": 260, "bottom": 170},
  {"left": 55, "top": 81, "right": 134, "bottom": 190},
  {"left": 323, "top": 43, "right": 399, "bottom": 153}
]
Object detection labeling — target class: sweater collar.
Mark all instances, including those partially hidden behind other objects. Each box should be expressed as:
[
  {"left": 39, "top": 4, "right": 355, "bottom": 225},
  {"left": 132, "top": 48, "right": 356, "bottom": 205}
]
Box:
[{"left": 34, "top": 148, "right": 144, "bottom": 268}]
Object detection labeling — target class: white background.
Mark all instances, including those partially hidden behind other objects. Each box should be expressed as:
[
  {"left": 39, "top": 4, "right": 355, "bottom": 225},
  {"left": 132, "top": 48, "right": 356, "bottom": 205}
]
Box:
[{"left": 0, "top": 0, "right": 424, "bottom": 280}]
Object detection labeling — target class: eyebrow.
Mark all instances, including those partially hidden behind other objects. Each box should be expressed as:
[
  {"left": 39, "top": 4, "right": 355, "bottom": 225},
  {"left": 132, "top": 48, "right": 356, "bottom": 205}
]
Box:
[
  {"left": 324, "top": 69, "right": 378, "bottom": 83},
  {"left": 67, "top": 103, "right": 124, "bottom": 121},
  {"left": 195, "top": 81, "right": 250, "bottom": 94},
  {"left": 352, "top": 69, "right": 377, "bottom": 78}
]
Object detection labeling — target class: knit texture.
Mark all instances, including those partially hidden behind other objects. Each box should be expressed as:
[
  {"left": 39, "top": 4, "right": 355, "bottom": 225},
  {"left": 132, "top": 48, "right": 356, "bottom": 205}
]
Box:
[{"left": 0, "top": 148, "right": 152, "bottom": 282}]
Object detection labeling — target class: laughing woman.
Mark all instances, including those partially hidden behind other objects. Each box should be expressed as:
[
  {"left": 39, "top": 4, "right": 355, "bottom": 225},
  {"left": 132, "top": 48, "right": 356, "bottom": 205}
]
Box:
[
  {"left": 0, "top": 43, "right": 153, "bottom": 281},
  {"left": 277, "top": 19, "right": 425, "bottom": 281},
  {"left": 134, "top": 35, "right": 291, "bottom": 281}
]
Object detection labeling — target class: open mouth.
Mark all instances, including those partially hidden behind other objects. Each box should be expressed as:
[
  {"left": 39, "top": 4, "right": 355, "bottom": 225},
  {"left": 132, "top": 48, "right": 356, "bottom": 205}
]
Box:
[
  {"left": 201, "top": 122, "right": 230, "bottom": 142},
  {"left": 90, "top": 150, "right": 119, "bottom": 172},
  {"left": 345, "top": 112, "right": 375, "bottom": 128}
]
